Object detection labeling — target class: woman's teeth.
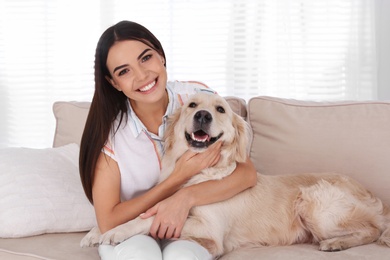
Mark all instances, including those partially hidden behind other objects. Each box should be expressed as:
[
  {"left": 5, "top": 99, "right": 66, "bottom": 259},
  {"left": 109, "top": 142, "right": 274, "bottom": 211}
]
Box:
[{"left": 139, "top": 81, "right": 156, "bottom": 92}]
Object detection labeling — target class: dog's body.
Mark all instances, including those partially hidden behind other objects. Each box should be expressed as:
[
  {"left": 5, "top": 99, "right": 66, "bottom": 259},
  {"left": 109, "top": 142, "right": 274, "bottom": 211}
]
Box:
[{"left": 81, "top": 93, "right": 390, "bottom": 257}]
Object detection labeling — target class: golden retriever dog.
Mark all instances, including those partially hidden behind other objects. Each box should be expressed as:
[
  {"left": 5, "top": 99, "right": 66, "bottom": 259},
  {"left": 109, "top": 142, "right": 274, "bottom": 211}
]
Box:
[{"left": 81, "top": 93, "right": 390, "bottom": 257}]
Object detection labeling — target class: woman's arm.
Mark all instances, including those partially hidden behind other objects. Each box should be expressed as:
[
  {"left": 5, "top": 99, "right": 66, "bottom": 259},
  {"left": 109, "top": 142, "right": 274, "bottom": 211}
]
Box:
[
  {"left": 142, "top": 156, "right": 257, "bottom": 239},
  {"left": 182, "top": 156, "right": 257, "bottom": 206},
  {"left": 92, "top": 141, "right": 223, "bottom": 233},
  {"left": 92, "top": 152, "right": 181, "bottom": 233}
]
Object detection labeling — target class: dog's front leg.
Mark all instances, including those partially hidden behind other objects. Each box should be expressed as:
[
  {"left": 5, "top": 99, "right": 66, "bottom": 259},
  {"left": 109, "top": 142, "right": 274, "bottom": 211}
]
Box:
[
  {"left": 99, "top": 216, "right": 154, "bottom": 245},
  {"left": 80, "top": 227, "right": 102, "bottom": 247}
]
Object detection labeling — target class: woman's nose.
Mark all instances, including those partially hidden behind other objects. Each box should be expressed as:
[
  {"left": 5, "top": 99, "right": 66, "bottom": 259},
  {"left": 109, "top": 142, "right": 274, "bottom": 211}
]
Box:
[{"left": 133, "top": 66, "right": 147, "bottom": 80}]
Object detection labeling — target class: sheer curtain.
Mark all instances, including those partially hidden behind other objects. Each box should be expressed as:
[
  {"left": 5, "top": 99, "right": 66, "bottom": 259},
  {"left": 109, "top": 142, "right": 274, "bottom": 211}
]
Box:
[
  {"left": 0, "top": 0, "right": 378, "bottom": 148},
  {"left": 226, "top": 0, "right": 377, "bottom": 100}
]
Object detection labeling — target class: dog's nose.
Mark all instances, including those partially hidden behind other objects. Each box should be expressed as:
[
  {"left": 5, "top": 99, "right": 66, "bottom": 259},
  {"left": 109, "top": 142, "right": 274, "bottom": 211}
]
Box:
[{"left": 194, "top": 110, "right": 212, "bottom": 124}]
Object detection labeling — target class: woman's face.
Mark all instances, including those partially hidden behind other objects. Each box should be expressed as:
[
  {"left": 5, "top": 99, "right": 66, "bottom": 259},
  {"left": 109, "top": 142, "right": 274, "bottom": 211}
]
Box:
[{"left": 105, "top": 40, "right": 167, "bottom": 105}]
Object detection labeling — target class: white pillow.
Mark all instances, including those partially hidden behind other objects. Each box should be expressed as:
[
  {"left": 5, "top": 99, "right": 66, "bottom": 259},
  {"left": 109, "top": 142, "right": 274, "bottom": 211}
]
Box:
[{"left": 0, "top": 143, "right": 96, "bottom": 238}]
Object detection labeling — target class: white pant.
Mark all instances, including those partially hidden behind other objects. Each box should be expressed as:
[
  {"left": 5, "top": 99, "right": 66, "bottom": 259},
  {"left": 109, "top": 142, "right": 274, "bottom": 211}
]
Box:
[{"left": 98, "top": 234, "right": 213, "bottom": 260}]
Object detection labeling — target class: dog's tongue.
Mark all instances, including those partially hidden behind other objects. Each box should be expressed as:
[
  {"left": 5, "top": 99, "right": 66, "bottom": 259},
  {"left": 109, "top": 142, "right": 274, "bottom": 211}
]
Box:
[{"left": 192, "top": 130, "right": 210, "bottom": 142}]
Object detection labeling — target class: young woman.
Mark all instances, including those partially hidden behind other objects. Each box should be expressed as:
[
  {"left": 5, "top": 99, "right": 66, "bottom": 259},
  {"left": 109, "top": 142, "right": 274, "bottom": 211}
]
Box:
[{"left": 79, "top": 20, "right": 257, "bottom": 260}]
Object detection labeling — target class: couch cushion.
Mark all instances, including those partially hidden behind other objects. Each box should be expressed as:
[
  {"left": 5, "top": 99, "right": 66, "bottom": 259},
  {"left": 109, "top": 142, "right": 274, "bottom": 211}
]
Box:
[
  {"left": 0, "top": 232, "right": 98, "bottom": 260},
  {"left": 248, "top": 96, "right": 390, "bottom": 205},
  {"left": 225, "top": 96, "right": 247, "bottom": 119},
  {"left": 220, "top": 243, "right": 390, "bottom": 260},
  {"left": 53, "top": 101, "right": 90, "bottom": 147}
]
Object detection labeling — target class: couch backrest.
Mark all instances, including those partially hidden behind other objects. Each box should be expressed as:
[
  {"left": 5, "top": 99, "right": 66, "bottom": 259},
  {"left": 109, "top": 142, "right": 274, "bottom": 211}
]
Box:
[
  {"left": 248, "top": 96, "right": 390, "bottom": 205},
  {"left": 52, "top": 96, "right": 247, "bottom": 148},
  {"left": 53, "top": 96, "right": 390, "bottom": 205},
  {"left": 52, "top": 101, "right": 91, "bottom": 148}
]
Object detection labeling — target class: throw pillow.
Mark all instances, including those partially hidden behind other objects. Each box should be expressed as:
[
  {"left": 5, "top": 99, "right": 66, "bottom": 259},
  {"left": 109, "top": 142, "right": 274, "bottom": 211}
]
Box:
[{"left": 0, "top": 143, "right": 96, "bottom": 238}]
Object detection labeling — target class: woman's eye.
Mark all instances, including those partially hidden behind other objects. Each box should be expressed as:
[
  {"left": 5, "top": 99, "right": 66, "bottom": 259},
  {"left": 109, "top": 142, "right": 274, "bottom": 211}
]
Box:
[
  {"left": 118, "top": 69, "right": 129, "bottom": 76},
  {"left": 189, "top": 102, "right": 197, "bottom": 108},
  {"left": 142, "top": 54, "right": 152, "bottom": 62},
  {"left": 216, "top": 106, "right": 225, "bottom": 113}
]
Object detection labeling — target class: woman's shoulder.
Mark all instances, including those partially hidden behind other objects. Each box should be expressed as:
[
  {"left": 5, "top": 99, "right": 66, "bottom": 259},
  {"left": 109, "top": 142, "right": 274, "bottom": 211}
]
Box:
[{"left": 167, "top": 80, "right": 216, "bottom": 95}]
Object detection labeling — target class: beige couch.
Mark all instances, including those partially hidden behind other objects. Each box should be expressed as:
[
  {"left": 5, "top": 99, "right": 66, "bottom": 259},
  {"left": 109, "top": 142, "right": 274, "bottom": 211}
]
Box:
[{"left": 1, "top": 96, "right": 389, "bottom": 259}]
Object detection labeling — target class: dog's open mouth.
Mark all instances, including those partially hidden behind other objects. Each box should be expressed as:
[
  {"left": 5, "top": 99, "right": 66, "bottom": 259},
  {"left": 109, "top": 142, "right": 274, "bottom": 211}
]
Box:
[{"left": 185, "top": 130, "right": 223, "bottom": 148}]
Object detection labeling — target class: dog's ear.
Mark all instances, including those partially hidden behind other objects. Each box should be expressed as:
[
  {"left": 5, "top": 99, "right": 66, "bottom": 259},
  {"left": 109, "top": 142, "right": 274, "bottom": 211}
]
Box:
[
  {"left": 231, "top": 113, "right": 250, "bottom": 163},
  {"left": 163, "top": 107, "right": 182, "bottom": 152}
]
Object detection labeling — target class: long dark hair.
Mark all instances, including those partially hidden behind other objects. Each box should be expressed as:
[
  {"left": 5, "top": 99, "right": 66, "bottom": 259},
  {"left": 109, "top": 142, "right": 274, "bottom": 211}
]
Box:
[{"left": 79, "top": 21, "right": 166, "bottom": 203}]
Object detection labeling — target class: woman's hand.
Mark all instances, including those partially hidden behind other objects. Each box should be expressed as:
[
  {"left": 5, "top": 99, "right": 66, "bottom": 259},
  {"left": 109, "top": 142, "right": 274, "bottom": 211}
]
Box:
[
  {"left": 169, "top": 141, "right": 222, "bottom": 183},
  {"left": 140, "top": 190, "right": 190, "bottom": 239},
  {"left": 139, "top": 141, "right": 222, "bottom": 239}
]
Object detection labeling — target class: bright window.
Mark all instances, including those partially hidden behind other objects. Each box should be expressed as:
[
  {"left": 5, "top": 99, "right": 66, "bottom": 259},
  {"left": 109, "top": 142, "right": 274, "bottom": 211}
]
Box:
[{"left": 0, "top": 0, "right": 379, "bottom": 147}]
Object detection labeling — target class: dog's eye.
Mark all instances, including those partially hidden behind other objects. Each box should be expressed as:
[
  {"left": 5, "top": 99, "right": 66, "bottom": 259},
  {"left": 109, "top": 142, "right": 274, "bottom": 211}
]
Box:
[
  {"left": 188, "top": 102, "right": 197, "bottom": 108},
  {"left": 216, "top": 106, "right": 225, "bottom": 113}
]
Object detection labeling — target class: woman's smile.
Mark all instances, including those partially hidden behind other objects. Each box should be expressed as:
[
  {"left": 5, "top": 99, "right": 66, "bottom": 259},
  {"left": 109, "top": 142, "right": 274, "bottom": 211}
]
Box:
[{"left": 138, "top": 79, "right": 157, "bottom": 93}]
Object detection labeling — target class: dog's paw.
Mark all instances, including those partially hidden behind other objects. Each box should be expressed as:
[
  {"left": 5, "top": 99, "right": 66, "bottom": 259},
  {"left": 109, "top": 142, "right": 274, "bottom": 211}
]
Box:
[
  {"left": 377, "top": 228, "right": 390, "bottom": 247},
  {"left": 80, "top": 227, "right": 101, "bottom": 248},
  {"left": 319, "top": 238, "right": 349, "bottom": 252},
  {"left": 99, "top": 229, "right": 130, "bottom": 245}
]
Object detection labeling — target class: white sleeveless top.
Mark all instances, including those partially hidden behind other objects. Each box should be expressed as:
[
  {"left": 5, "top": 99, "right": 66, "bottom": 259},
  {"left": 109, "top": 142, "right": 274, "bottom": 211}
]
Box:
[{"left": 102, "top": 81, "right": 215, "bottom": 201}]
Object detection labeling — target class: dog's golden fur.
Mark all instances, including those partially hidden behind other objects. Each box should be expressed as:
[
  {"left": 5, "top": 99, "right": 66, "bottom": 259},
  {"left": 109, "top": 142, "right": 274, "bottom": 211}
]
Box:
[{"left": 81, "top": 93, "right": 390, "bottom": 257}]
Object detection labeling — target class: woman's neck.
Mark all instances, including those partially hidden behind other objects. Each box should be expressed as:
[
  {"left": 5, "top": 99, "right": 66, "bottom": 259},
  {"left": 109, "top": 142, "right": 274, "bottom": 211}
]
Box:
[{"left": 130, "top": 91, "right": 169, "bottom": 135}]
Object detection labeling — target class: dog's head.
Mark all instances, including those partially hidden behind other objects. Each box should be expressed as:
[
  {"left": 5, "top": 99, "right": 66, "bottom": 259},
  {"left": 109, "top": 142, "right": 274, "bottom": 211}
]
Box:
[{"left": 164, "top": 93, "right": 250, "bottom": 167}]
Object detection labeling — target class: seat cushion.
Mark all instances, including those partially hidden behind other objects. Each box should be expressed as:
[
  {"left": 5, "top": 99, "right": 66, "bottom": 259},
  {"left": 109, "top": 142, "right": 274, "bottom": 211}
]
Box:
[
  {"left": 220, "top": 243, "right": 389, "bottom": 260},
  {"left": 0, "top": 232, "right": 98, "bottom": 260}
]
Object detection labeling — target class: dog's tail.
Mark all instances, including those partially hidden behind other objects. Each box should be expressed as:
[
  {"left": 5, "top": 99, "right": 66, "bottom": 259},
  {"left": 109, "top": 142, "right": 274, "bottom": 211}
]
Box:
[{"left": 377, "top": 206, "right": 390, "bottom": 247}]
